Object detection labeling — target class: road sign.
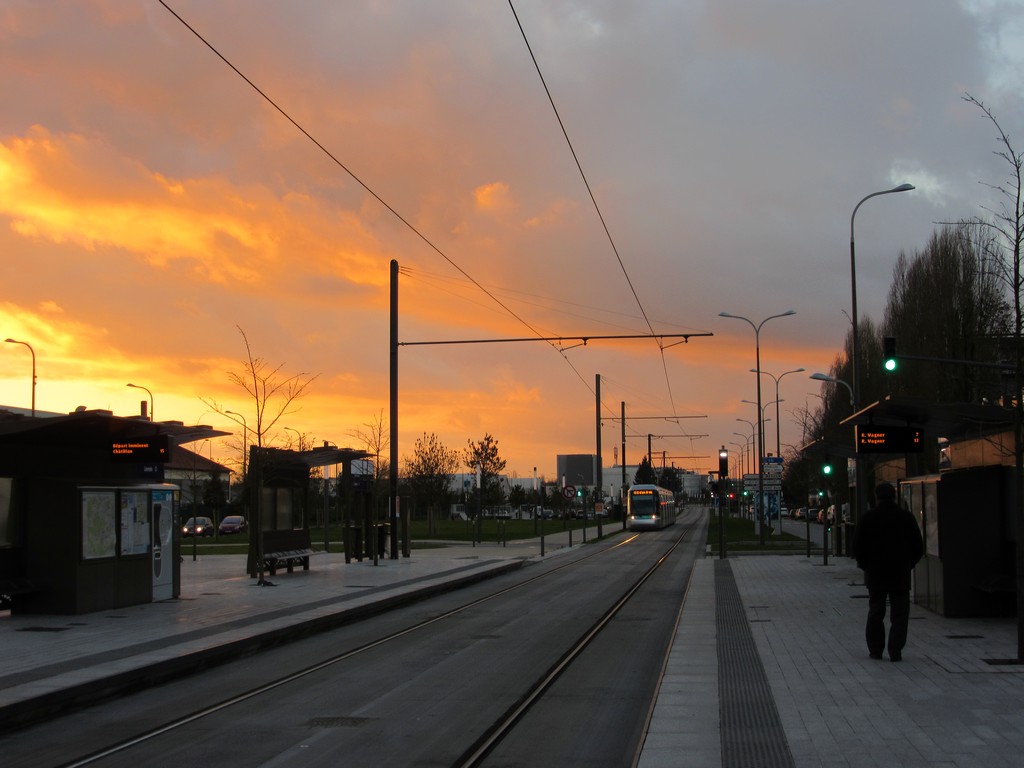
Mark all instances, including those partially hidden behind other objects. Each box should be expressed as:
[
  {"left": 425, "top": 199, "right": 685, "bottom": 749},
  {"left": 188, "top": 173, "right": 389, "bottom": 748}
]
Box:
[{"left": 562, "top": 485, "right": 576, "bottom": 499}]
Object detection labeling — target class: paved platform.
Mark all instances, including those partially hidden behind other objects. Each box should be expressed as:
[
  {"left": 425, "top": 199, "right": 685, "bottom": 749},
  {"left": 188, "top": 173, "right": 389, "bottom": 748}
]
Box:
[
  {"left": 642, "top": 555, "right": 1024, "bottom": 768},
  {"left": 2, "top": 529, "right": 1023, "bottom": 767}
]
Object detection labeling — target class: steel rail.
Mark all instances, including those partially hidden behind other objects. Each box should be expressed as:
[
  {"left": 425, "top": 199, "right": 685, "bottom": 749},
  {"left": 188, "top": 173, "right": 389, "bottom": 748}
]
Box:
[{"left": 59, "top": 533, "right": 643, "bottom": 768}]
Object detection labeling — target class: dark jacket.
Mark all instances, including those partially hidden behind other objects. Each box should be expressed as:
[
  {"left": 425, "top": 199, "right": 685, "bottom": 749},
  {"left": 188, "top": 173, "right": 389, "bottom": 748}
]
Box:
[{"left": 852, "top": 499, "right": 924, "bottom": 591}]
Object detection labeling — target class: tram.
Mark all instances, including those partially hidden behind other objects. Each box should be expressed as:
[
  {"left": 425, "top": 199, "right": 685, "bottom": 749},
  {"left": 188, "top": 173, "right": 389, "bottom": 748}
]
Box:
[{"left": 627, "top": 484, "right": 677, "bottom": 530}]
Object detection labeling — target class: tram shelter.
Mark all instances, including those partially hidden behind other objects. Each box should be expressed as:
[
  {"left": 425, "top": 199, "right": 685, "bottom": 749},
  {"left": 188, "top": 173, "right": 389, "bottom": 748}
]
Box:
[{"left": 0, "top": 408, "right": 227, "bottom": 615}]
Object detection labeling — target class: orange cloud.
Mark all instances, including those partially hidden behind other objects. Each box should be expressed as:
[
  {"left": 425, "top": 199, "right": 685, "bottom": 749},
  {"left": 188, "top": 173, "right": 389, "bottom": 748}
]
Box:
[{"left": 473, "top": 181, "right": 515, "bottom": 213}]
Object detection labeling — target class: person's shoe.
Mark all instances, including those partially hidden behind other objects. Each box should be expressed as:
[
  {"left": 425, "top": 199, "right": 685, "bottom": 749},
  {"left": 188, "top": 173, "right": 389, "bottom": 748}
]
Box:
[
  {"left": 869, "top": 652, "right": 883, "bottom": 660},
  {"left": 890, "top": 652, "right": 902, "bottom": 662}
]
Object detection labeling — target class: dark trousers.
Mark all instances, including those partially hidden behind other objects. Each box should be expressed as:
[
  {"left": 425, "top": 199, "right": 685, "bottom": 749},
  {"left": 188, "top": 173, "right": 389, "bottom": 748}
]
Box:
[{"left": 866, "top": 587, "right": 910, "bottom": 658}]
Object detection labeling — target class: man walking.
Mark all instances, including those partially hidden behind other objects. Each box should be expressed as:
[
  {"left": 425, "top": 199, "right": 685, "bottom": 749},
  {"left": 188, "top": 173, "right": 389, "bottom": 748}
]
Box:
[{"left": 852, "top": 482, "right": 924, "bottom": 661}]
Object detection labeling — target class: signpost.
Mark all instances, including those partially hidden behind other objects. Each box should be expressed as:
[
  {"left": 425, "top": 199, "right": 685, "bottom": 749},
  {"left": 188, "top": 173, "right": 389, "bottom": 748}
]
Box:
[{"left": 762, "top": 456, "right": 783, "bottom": 534}]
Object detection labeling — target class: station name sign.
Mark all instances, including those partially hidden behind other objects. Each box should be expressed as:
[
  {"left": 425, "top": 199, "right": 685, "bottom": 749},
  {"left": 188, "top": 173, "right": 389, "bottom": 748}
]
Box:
[
  {"left": 855, "top": 425, "right": 924, "bottom": 454},
  {"left": 110, "top": 435, "right": 169, "bottom": 463}
]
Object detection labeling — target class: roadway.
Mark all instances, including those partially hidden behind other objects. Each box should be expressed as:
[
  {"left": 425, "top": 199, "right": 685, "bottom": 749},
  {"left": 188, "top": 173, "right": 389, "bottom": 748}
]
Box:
[{"left": 2, "top": 509, "right": 707, "bottom": 768}]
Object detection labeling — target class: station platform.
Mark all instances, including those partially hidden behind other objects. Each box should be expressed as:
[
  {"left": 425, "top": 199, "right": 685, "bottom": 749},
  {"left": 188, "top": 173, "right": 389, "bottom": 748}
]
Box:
[{"left": 2, "top": 526, "right": 1023, "bottom": 767}]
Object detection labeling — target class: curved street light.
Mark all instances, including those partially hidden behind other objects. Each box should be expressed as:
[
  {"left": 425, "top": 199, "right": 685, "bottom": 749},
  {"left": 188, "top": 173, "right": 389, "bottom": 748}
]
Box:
[
  {"left": 126, "top": 382, "right": 153, "bottom": 421},
  {"left": 810, "top": 372, "right": 855, "bottom": 407},
  {"left": 849, "top": 183, "right": 914, "bottom": 530},
  {"left": 5, "top": 338, "right": 36, "bottom": 417},
  {"left": 721, "top": 310, "right": 797, "bottom": 543},
  {"left": 754, "top": 367, "right": 805, "bottom": 457}
]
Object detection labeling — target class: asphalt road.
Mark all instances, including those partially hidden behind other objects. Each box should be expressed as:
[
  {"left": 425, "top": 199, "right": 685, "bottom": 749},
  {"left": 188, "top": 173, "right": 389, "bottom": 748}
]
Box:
[{"left": 4, "top": 508, "right": 708, "bottom": 768}]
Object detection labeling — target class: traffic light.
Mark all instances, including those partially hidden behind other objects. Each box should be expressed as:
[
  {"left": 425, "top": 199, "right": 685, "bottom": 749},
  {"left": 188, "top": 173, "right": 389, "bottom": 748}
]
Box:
[
  {"left": 822, "top": 462, "right": 833, "bottom": 476},
  {"left": 718, "top": 446, "right": 729, "bottom": 478},
  {"left": 883, "top": 336, "right": 897, "bottom": 372}
]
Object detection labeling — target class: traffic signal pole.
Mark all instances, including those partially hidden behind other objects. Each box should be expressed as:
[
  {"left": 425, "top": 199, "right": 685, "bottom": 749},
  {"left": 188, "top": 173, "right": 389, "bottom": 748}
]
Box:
[{"left": 718, "top": 446, "right": 729, "bottom": 559}]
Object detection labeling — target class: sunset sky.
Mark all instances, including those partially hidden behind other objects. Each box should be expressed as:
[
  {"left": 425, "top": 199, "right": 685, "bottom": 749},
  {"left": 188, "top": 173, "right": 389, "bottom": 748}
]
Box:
[{"left": 3, "top": 1, "right": 1024, "bottom": 484}]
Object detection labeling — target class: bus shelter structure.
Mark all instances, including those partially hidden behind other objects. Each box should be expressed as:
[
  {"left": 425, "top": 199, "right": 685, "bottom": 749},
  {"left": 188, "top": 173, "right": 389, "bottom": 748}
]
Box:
[{"left": 0, "top": 408, "right": 227, "bottom": 614}]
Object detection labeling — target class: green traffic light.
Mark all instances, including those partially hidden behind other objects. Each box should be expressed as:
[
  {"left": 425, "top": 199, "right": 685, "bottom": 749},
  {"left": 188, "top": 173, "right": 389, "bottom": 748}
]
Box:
[
  {"left": 822, "top": 464, "right": 832, "bottom": 475},
  {"left": 883, "top": 336, "right": 897, "bottom": 372}
]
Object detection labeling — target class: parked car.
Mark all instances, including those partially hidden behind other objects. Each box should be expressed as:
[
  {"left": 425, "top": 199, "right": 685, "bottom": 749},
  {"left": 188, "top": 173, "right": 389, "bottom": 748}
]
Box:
[
  {"left": 218, "top": 515, "right": 248, "bottom": 535},
  {"left": 182, "top": 516, "right": 215, "bottom": 537}
]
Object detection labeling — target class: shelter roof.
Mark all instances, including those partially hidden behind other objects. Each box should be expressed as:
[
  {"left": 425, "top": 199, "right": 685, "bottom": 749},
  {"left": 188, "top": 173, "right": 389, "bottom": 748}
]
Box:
[
  {"left": 838, "top": 395, "right": 1013, "bottom": 439},
  {"left": 803, "top": 396, "right": 1013, "bottom": 461},
  {"left": 251, "top": 445, "right": 371, "bottom": 468},
  {"left": 0, "top": 408, "right": 229, "bottom": 446}
]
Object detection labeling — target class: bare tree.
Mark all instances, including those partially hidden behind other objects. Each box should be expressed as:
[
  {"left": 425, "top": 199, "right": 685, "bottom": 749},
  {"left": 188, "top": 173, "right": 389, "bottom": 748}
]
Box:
[
  {"left": 965, "top": 92, "right": 1024, "bottom": 659},
  {"left": 403, "top": 432, "right": 459, "bottom": 535},
  {"left": 349, "top": 409, "right": 390, "bottom": 486},
  {"left": 202, "top": 325, "right": 319, "bottom": 454}
]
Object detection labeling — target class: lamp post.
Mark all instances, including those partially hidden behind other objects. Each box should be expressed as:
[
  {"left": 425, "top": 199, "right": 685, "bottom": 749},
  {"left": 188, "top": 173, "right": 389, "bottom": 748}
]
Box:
[
  {"left": 810, "top": 372, "right": 855, "bottom": 407},
  {"left": 284, "top": 426, "right": 301, "bottom": 450},
  {"left": 754, "top": 367, "right": 806, "bottom": 456},
  {"left": 729, "top": 441, "right": 745, "bottom": 477},
  {"left": 742, "top": 398, "right": 779, "bottom": 453},
  {"left": 736, "top": 417, "right": 757, "bottom": 508},
  {"left": 722, "top": 310, "right": 797, "bottom": 543},
  {"left": 810, "top": 372, "right": 856, "bottom": 554},
  {"left": 5, "top": 338, "right": 35, "bottom": 417},
  {"left": 850, "top": 183, "right": 914, "bottom": 529},
  {"left": 126, "top": 382, "right": 153, "bottom": 421},
  {"left": 732, "top": 434, "right": 750, "bottom": 476}
]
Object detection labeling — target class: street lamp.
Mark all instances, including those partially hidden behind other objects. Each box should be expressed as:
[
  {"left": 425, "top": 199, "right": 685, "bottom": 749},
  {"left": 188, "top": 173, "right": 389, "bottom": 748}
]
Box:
[
  {"left": 850, "top": 183, "right": 914, "bottom": 528},
  {"left": 5, "top": 338, "right": 36, "bottom": 417},
  {"left": 721, "top": 310, "right": 797, "bottom": 543},
  {"left": 736, "top": 418, "right": 757, "bottom": 482},
  {"left": 283, "top": 426, "right": 301, "bottom": 450},
  {"left": 810, "top": 372, "right": 854, "bottom": 407},
  {"left": 742, "top": 398, "right": 776, "bottom": 458},
  {"left": 732, "top": 433, "right": 750, "bottom": 475},
  {"left": 729, "top": 440, "right": 745, "bottom": 476},
  {"left": 754, "top": 367, "right": 805, "bottom": 457},
  {"left": 126, "top": 382, "right": 153, "bottom": 421}
]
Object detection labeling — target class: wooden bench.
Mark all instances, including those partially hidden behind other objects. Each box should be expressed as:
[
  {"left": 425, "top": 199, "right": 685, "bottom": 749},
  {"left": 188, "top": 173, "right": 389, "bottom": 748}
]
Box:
[{"left": 260, "top": 529, "right": 318, "bottom": 575}]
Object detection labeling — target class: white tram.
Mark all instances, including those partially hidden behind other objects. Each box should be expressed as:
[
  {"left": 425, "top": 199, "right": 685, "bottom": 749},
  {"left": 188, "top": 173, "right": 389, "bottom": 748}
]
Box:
[{"left": 627, "top": 484, "right": 677, "bottom": 530}]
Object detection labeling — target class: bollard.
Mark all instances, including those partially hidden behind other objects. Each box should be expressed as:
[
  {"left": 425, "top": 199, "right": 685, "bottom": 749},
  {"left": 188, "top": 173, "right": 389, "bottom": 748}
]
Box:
[
  {"left": 822, "top": 525, "right": 829, "bottom": 566},
  {"left": 805, "top": 515, "right": 811, "bottom": 558}
]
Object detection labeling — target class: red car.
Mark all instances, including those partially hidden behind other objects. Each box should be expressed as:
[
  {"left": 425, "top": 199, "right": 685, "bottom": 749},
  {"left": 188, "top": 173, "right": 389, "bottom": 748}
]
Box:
[{"left": 218, "top": 515, "right": 248, "bottom": 535}]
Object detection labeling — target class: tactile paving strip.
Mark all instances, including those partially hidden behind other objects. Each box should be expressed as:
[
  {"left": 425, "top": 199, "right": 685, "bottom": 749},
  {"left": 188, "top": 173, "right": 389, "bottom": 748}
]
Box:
[{"left": 716, "top": 559, "right": 795, "bottom": 768}]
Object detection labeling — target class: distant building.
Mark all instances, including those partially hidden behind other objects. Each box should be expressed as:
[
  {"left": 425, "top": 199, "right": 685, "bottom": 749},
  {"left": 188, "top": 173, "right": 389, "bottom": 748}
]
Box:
[
  {"left": 162, "top": 445, "right": 232, "bottom": 512},
  {"left": 557, "top": 454, "right": 596, "bottom": 486}
]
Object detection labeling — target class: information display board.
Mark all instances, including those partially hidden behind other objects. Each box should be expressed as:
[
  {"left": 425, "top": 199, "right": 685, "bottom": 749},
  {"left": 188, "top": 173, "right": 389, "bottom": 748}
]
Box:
[
  {"left": 110, "top": 435, "right": 169, "bottom": 463},
  {"left": 855, "top": 425, "right": 924, "bottom": 454}
]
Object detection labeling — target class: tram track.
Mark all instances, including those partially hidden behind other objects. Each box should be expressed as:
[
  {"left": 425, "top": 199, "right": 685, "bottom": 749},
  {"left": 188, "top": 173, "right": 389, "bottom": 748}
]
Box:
[
  {"left": 454, "top": 522, "right": 694, "bottom": 767},
  {"left": 48, "top": 514, "right": 701, "bottom": 768}
]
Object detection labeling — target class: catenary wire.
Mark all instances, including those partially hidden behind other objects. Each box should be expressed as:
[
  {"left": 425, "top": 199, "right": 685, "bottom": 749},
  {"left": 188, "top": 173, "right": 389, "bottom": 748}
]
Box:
[
  {"left": 159, "top": 1, "right": 626, "bottom": 404},
  {"left": 508, "top": 1, "right": 683, "bottom": 418}
]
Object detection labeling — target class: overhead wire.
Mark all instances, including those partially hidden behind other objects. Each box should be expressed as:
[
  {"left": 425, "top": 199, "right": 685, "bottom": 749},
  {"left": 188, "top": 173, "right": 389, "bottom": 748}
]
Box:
[
  {"left": 507, "top": 1, "right": 684, "bottom": 420},
  {"left": 160, "top": 1, "right": 548, "bottom": 343},
  {"left": 160, "top": 0, "right": 606, "bottom": 399},
  {"left": 160, "top": 1, "right": 690, "bottom": 452}
]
